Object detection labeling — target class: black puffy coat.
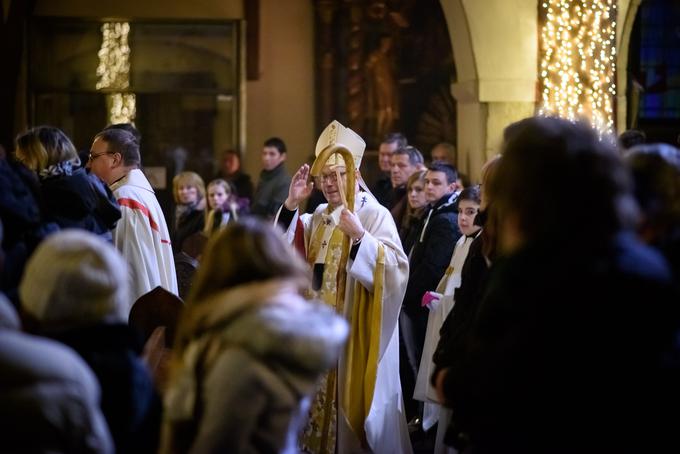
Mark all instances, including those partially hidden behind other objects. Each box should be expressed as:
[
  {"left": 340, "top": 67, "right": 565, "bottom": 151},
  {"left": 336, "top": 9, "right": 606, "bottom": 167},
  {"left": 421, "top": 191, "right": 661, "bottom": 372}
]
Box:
[{"left": 39, "top": 168, "right": 121, "bottom": 238}]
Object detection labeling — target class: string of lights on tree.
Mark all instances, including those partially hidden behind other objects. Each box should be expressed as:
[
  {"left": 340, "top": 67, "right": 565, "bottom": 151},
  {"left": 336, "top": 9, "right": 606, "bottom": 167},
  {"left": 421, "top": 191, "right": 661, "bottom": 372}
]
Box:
[
  {"left": 538, "top": 0, "right": 617, "bottom": 136},
  {"left": 96, "top": 22, "right": 136, "bottom": 124}
]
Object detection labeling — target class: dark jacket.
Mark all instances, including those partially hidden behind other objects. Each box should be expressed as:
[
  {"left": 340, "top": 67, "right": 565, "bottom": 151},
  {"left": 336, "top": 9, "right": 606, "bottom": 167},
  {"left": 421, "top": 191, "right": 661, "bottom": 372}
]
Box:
[
  {"left": 49, "top": 323, "right": 161, "bottom": 454},
  {"left": 372, "top": 174, "right": 393, "bottom": 208},
  {"left": 0, "top": 159, "right": 42, "bottom": 247},
  {"left": 217, "top": 170, "right": 254, "bottom": 202},
  {"left": 88, "top": 173, "right": 123, "bottom": 234},
  {"left": 399, "top": 206, "right": 427, "bottom": 256},
  {"left": 172, "top": 207, "right": 205, "bottom": 254},
  {"left": 402, "top": 192, "right": 461, "bottom": 316},
  {"left": 251, "top": 163, "right": 291, "bottom": 218},
  {"left": 390, "top": 185, "right": 408, "bottom": 231},
  {"left": 432, "top": 234, "right": 490, "bottom": 375},
  {"left": 442, "top": 233, "right": 680, "bottom": 453},
  {"left": 0, "top": 159, "right": 57, "bottom": 304},
  {"left": 40, "top": 167, "right": 121, "bottom": 238},
  {"left": 230, "top": 171, "right": 254, "bottom": 201}
]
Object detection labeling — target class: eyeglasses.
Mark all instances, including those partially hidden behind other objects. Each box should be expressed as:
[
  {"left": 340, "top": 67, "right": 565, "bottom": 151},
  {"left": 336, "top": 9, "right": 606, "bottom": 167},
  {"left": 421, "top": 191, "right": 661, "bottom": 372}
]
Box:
[
  {"left": 88, "top": 151, "right": 114, "bottom": 161},
  {"left": 316, "top": 171, "right": 346, "bottom": 184}
]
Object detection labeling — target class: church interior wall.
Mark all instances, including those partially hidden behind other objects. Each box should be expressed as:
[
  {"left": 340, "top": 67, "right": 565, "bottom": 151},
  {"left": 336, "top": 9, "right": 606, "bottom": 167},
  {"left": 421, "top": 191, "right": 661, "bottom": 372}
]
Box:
[
  {"left": 28, "top": 0, "right": 637, "bottom": 185},
  {"left": 33, "top": 0, "right": 315, "bottom": 182}
]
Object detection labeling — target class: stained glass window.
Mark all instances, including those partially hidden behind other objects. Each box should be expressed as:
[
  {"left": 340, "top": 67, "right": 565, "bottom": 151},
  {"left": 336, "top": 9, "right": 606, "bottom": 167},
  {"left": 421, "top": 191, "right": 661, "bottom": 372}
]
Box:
[{"left": 635, "top": 0, "right": 680, "bottom": 119}]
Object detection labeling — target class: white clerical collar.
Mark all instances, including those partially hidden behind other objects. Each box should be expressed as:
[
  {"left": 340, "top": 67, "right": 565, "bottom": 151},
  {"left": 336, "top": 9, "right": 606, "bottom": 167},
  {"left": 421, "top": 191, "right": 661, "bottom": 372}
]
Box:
[{"left": 327, "top": 205, "right": 343, "bottom": 226}]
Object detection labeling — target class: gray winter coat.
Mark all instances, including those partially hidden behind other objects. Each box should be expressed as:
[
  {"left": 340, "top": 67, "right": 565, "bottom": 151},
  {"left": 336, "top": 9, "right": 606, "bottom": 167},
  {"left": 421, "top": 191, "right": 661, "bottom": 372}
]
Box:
[{"left": 162, "top": 280, "right": 348, "bottom": 454}]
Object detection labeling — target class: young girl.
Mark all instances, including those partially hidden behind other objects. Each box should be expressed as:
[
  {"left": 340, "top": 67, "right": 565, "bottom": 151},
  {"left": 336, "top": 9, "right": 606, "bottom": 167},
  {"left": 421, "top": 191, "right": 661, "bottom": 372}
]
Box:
[
  {"left": 203, "top": 179, "right": 242, "bottom": 236},
  {"left": 414, "top": 185, "right": 481, "bottom": 451}
]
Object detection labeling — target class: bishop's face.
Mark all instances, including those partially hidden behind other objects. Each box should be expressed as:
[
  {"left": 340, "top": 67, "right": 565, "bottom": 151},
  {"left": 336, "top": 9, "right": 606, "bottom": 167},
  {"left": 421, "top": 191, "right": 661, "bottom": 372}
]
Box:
[{"left": 318, "top": 165, "right": 348, "bottom": 209}]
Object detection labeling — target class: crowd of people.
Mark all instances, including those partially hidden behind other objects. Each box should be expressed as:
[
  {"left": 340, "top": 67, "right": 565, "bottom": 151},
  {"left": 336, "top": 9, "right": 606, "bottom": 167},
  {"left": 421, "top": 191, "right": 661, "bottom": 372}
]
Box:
[{"left": 0, "top": 116, "right": 679, "bottom": 454}]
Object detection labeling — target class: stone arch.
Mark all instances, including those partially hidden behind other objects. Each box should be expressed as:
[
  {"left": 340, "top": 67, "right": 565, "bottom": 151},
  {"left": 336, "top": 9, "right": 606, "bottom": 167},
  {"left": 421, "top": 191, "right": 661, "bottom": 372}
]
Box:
[
  {"left": 441, "top": 0, "right": 639, "bottom": 152},
  {"left": 439, "top": 0, "right": 483, "bottom": 181},
  {"left": 439, "top": 0, "right": 538, "bottom": 181},
  {"left": 440, "top": 0, "right": 478, "bottom": 90},
  {"left": 616, "top": 0, "right": 643, "bottom": 133}
]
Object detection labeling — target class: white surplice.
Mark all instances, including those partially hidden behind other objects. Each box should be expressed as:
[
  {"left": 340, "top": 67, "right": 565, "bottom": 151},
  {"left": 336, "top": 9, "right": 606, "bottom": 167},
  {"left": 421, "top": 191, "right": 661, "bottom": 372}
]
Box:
[
  {"left": 111, "top": 169, "right": 178, "bottom": 306},
  {"left": 414, "top": 233, "right": 477, "bottom": 437}
]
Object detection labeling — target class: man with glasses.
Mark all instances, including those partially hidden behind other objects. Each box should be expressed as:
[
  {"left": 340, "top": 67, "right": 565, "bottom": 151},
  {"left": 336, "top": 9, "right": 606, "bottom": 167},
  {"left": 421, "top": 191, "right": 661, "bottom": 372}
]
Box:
[
  {"left": 276, "top": 121, "right": 412, "bottom": 454},
  {"left": 88, "top": 127, "right": 178, "bottom": 303}
]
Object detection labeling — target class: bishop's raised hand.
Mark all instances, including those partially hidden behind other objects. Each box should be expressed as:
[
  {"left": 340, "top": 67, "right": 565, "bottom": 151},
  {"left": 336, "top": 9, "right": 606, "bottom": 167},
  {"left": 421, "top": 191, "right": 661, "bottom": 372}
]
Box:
[{"left": 285, "top": 164, "right": 314, "bottom": 210}]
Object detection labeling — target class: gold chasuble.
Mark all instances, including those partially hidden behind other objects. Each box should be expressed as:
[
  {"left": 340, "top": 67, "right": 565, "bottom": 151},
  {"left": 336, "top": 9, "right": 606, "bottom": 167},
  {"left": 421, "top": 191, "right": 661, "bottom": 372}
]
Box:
[
  {"left": 344, "top": 245, "right": 384, "bottom": 442},
  {"left": 302, "top": 205, "right": 386, "bottom": 453},
  {"left": 303, "top": 218, "right": 344, "bottom": 453}
]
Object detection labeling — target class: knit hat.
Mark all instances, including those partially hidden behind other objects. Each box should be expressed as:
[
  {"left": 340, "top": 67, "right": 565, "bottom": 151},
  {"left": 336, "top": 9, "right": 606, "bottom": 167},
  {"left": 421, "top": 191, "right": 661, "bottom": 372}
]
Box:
[{"left": 20, "top": 230, "right": 130, "bottom": 327}]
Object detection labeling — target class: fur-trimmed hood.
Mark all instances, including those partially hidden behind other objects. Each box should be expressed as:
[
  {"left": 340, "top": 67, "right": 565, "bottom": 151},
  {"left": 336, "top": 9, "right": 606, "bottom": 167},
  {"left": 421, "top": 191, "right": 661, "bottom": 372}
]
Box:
[
  {"left": 166, "top": 280, "right": 348, "bottom": 424},
  {"left": 191, "top": 279, "right": 348, "bottom": 374}
]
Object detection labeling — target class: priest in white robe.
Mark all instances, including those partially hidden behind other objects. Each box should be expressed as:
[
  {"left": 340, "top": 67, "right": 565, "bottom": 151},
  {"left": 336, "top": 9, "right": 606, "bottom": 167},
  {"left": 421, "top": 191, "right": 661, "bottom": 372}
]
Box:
[
  {"left": 276, "top": 121, "right": 411, "bottom": 454},
  {"left": 89, "top": 128, "right": 178, "bottom": 305},
  {"left": 110, "top": 168, "right": 178, "bottom": 303}
]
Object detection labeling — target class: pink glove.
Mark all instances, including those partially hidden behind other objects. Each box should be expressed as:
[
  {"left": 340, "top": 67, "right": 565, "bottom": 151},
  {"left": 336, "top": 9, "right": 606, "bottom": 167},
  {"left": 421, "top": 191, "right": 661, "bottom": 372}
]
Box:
[{"left": 421, "top": 291, "right": 443, "bottom": 310}]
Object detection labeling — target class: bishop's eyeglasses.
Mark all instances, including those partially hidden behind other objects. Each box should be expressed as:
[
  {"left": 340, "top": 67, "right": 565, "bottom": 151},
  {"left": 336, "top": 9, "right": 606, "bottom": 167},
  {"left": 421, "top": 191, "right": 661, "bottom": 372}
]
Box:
[{"left": 316, "top": 171, "right": 347, "bottom": 185}]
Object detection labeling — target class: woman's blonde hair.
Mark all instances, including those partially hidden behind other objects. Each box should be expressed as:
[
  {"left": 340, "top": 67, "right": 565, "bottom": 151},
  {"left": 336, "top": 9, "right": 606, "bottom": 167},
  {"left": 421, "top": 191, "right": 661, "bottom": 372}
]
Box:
[
  {"left": 15, "top": 126, "right": 78, "bottom": 171},
  {"left": 405, "top": 170, "right": 427, "bottom": 213},
  {"left": 172, "top": 171, "right": 206, "bottom": 204},
  {"left": 406, "top": 169, "right": 427, "bottom": 191},
  {"left": 189, "top": 218, "right": 308, "bottom": 303}
]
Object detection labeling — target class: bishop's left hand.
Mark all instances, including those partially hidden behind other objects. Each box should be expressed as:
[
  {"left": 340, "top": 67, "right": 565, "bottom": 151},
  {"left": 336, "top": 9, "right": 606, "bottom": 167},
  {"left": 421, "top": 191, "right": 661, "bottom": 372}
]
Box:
[{"left": 338, "top": 208, "right": 365, "bottom": 243}]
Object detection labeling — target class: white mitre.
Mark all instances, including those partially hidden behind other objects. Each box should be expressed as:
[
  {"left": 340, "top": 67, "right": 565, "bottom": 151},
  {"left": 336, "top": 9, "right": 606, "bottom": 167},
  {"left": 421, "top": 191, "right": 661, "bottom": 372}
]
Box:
[{"left": 313, "top": 120, "right": 366, "bottom": 170}]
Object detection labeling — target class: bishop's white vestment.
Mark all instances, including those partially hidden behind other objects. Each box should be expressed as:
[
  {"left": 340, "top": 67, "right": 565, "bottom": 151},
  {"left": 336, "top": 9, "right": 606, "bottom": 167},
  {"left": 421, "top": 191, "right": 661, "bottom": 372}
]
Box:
[{"left": 277, "top": 191, "right": 412, "bottom": 454}]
